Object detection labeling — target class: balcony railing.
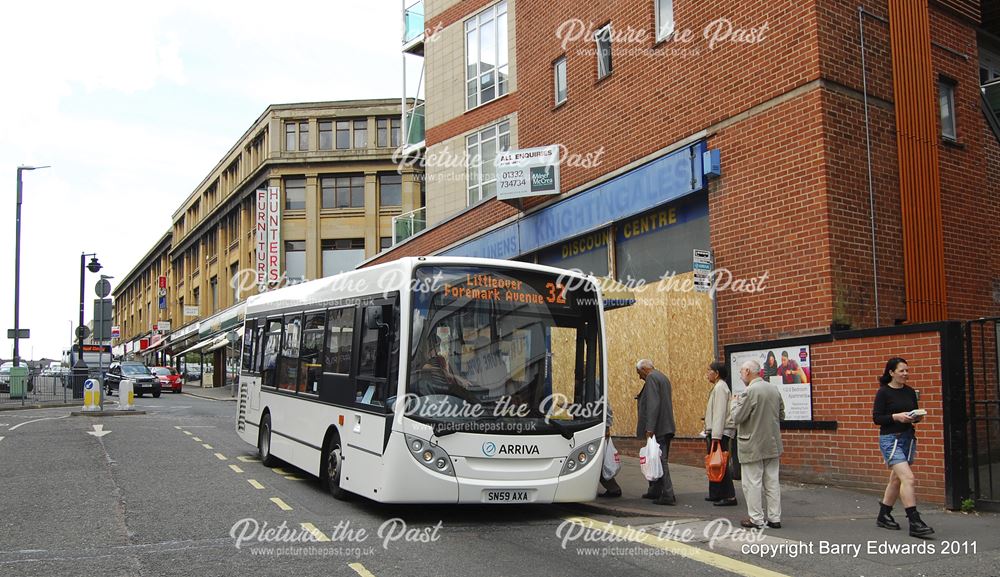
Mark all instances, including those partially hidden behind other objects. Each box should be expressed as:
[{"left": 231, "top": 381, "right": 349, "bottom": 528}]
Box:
[
  {"left": 403, "top": 1, "right": 424, "bottom": 45},
  {"left": 405, "top": 102, "right": 425, "bottom": 147},
  {"left": 392, "top": 206, "right": 427, "bottom": 245}
]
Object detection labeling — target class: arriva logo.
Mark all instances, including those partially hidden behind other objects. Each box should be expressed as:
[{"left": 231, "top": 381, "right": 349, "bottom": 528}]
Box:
[{"left": 482, "top": 442, "right": 541, "bottom": 457}]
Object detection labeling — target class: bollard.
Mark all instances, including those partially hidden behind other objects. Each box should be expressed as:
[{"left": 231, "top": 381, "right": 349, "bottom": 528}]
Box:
[
  {"left": 119, "top": 379, "right": 134, "bottom": 410},
  {"left": 83, "top": 379, "right": 101, "bottom": 411}
]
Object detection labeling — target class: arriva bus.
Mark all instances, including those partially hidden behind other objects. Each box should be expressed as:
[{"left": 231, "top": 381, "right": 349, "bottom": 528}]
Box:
[{"left": 235, "top": 257, "right": 607, "bottom": 503}]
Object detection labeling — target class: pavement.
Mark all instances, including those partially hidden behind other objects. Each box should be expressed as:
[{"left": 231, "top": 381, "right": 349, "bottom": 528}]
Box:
[
  {"left": 567, "top": 454, "right": 1000, "bottom": 575},
  {"left": 182, "top": 381, "right": 237, "bottom": 401}
]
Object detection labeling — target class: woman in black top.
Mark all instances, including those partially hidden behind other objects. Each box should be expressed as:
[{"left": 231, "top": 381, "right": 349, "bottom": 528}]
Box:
[{"left": 872, "top": 357, "right": 933, "bottom": 537}]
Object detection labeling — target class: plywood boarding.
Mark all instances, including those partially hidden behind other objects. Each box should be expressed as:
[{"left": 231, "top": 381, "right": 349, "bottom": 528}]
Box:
[{"left": 549, "top": 273, "right": 716, "bottom": 437}]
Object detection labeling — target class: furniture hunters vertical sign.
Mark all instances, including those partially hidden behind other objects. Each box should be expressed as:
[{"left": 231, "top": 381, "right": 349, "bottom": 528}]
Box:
[{"left": 255, "top": 187, "right": 281, "bottom": 290}]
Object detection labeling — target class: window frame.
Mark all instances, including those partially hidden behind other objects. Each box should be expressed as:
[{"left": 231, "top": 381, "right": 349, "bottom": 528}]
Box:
[
  {"left": 318, "top": 120, "right": 333, "bottom": 150},
  {"left": 655, "top": 0, "right": 674, "bottom": 42},
  {"left": 938, "top": 78, "right": 957, "bottom": 142},
  {"left": 464, "top": 1, "right": 509, "bottom": 110},
  {"left": 554, "top": 56, "right": 568, "bottom": 106},
  {"left": 595, "top": 24, "right": 612, "bottom": 80},
  {"left": 284, "top": 177, "right": 307, "bottom": 211},
  {"left": 466, "top": 120, "right": 511, "bottom": 206},
  {"left": 284, "top": 240, "right": 307, "bottom": 282},
  {"left": 378, "top": 173, "right": 403, "bottom": 207}
]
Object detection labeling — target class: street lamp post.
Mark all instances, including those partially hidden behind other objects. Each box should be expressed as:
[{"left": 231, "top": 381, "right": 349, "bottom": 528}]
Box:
[{"left": 13, "top": 165, "right": 49, "bottom": 370}]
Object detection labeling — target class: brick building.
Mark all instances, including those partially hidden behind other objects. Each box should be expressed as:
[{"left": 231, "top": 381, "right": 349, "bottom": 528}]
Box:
[{"left": 380, "top": 0, "right": 1000, "bottom": 505}]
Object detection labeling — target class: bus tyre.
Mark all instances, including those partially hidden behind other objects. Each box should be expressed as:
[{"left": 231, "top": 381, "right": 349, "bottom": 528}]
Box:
[
  {"left": 324, "top": 436, "right": 349, "bottom": 501},
  {"left": 259, "top": 414, "right": 278, "bottom": 467}
]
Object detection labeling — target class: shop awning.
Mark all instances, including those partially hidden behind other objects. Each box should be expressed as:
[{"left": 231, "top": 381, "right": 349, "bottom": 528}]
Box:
[
  {"left": 205, "top": 326, "right": 245, "bottom": 352},
  {"left": 178, "top": 336, "right": 218, "bottom": 356}
]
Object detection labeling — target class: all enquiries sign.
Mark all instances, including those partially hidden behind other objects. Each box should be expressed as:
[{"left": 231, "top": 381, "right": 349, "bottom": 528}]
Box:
[
  {"left": 496, "top": 145, "right": 560, "bottom": 201},
  {"left": 255, "top": 187, "right": 281, "bottom": 289}
]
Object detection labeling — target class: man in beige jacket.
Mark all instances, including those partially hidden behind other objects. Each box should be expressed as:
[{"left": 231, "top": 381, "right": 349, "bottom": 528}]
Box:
[{"left": 732, "top": 359, "right": 785, "bottom": 529}]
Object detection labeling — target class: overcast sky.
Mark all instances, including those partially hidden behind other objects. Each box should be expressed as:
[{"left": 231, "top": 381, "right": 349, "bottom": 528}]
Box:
[{"left": 0, "top": 0, "right": 403, "bottom": 363}]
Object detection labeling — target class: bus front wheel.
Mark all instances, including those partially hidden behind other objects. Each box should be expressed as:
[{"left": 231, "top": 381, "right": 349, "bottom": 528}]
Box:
[
  {"left": 324, "top": 435, "right": 349, "bottom": 501},
  {"left": 258, "top": 413, "right": 278, "bottom": 467}
]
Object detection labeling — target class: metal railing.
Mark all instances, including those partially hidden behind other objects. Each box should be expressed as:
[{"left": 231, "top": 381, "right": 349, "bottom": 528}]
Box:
[
  {"left": 392, "top": 206, "right": 427, "bottom": 245},
  {"left": 403, "top": 0, "right": 424, "bottom": 44},
  {"left": 0, "top": 372, "right": 70, "bottom": 406}
]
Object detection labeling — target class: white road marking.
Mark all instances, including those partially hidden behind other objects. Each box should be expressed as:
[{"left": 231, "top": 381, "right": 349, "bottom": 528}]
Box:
[
  {"left": 229, "top": 465, "right": 244, "bottom": 473},
  {"left": 214, "top": 453, "right": 227, "bottom": 460},
  {"left": 349, "top": 563, "right": 377, "bottom": 577},
  {"left": 9, "top": 415, "right": 70, "bottom": 431},
  {"left": 269, "top": 497, "right": 292, "bottom": 511},
  {"left": 86, "top": 424, "right": 111, "bottom": 438}
]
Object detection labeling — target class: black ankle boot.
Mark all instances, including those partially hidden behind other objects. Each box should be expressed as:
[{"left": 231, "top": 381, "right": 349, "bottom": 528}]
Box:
[
  {"left": 906, "top": 507, "right": 934, "bottom": 537},
  {"left": 876, "top": 502, "right": 900, "bottom": 530}
]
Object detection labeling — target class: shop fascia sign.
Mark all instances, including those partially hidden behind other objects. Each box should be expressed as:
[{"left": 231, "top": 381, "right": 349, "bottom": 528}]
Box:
[{"left": 496, "top": 145, "right": 560, "bottom": 202}]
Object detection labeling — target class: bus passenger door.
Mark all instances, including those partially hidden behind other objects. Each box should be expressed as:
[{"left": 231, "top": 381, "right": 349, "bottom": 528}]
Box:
[{"left": 341, "top": 298, "right": 397, "bottom": 496}]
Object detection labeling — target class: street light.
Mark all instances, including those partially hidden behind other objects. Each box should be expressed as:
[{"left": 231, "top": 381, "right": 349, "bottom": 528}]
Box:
[{"left": 13, "top": 165, "right": 50, "bottom": 369}]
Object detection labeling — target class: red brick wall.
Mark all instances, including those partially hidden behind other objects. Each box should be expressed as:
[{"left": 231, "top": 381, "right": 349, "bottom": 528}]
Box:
[
  {"left": 376, "top": 0, "right": 998, "bottom": 331},
  {"left": 616, "top": 329, "right": 950, "bottom": 504}
]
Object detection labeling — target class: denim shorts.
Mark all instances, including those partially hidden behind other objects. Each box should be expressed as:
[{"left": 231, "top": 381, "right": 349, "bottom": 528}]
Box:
[{"left": 879, "top": 433, "right": 916, "bottom": 467}]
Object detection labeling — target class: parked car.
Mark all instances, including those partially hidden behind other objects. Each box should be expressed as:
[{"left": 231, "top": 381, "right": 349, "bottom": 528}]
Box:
[
  {"left": 0, "top": 362, "right": 34, "bottom": 394},
  {"left": 105, "top": 362, "right": 161, "bottom": 398},
  {"left": 183, "top": 364, "right": 203, "bottom": 382},
  {"left": 151, "top": 366, "right": 182, "bottom": 394}
]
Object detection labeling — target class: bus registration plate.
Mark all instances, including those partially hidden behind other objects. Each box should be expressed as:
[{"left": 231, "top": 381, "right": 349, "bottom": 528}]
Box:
[{"left": 483, "top": 489, "right": 533, "bottom": 503}]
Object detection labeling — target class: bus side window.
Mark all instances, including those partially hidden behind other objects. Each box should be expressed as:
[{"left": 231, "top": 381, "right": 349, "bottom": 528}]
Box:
[
  {"left": 261, "top": 318, "right": 282, "bottom": 388},
  {"left": 299, "top": 312, "right": 325, "bottom": 395},
  {"left": 324, "top": 307, "right": 354, "bottom": 374},
  {"left": 278, "top": 314, "right": 302, "bottom": 392},
  {"left": 241, "top": 320, "right": 256, "bottom": 372}
]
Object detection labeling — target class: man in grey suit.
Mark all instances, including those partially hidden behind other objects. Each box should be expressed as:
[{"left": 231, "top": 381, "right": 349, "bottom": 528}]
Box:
[
  {"left": 732, "top": 359, "right": 785, "bottom": 529},
  {"left": 635, "top": 359, "right": 676, "bottom": 505}
]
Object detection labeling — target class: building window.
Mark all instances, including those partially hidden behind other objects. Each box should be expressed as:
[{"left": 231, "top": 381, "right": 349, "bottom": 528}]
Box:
[
  {"left": 938, "top": 79, "right": 957, "bottom": 141},
  {"left": 336, "top": 120, "right": 351, "bottom": 149},
  {"left": 467, "top": 121, "right": 510, "bottom": 205},
  {"left": 285, "top": 121, "right": 308, "bottom": 151},
  {"left": 554, "top": 57, "right": 567, "bottom": 105},
  {"left": 299, "top": 122, "right": 309, "bottom": 150},
  {"left": 321, "top": 175, "right": 365, "bottom": 209},
  {"left": 377, "top": 118, "right": 402, "bottom": 147},
  {"left": 322, "top": 239, "right": 365, "bottom": 277},
  {"left": 655, "top": 0, "right": 674, "bottom": 41},
  {"left": 192, "top": 287, "right": 200, "bottom": 307},
  {"left": 595, "top": 24, "right": 612, "bottom": 79},
  {"left": 465, "top": 1, "right": 508, "bottom": 109},
  {"left": 319, "top": 120, "right": 333, "bottom": 150},
  {"left": 285, "top": 177, "right": 306, "bottom": 210},
  {"left": 230, "top": 262, "right": 240, "bottom": 303},
  {"left": 379, "top": 173, "right": 402, "bottom": 207},
  {"left": 285, "top": 241, "right": 306, "bottom": 282},
  {"left": 353, "top": 120, "right": 368, "bottom": 148},
  {"left": 210, "top": 276, "right": 218, "bottom": 313},
  {"left": 380, "top": 237, "right": 393, "bottom": 250}
]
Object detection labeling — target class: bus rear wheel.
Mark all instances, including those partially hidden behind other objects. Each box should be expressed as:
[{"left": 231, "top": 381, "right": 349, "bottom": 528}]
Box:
[
  {"left": 258, "top": 413, "right": 278, "bottom": 467},
  {"left": 324, "top": 436, "right": 349, "bottom": 500}
]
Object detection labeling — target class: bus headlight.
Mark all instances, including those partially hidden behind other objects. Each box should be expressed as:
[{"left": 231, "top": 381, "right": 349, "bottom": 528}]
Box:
[
  {"left": 559, "top": 439, "right": 602, "bottom": 476},
  {"left": 405, "top": 434, "right": 455, "bottom": 476}
]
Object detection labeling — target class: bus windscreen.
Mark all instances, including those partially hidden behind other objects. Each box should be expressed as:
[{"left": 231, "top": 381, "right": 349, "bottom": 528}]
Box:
[{"left": 406, "top": 266, "right": 604, "bottom": 436}]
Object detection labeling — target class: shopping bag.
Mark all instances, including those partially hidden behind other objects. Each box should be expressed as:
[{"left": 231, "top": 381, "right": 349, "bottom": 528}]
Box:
[
  {"left": 705, "top": 440, "right": 730, "bottom": 483},
  {"left": 639, "top": 436, "right": 663, "bottom": 481},
  {"left": 602, "top": 438, "right": 621, "bottom": 480}
]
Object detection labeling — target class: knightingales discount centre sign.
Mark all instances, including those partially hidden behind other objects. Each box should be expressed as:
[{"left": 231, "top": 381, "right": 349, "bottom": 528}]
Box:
[{"left": 496, "top": 145, "right": 560, "bottom": 201}]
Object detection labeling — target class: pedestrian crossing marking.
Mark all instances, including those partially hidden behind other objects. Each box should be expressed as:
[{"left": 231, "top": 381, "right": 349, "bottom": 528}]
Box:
[
  {"left": 229, "top": 465, "right": 244, "bottom": 473},
  {"left": 214, "top": 453, "right": 227, "bottom": 460},
  {"left": 269, "top": 497, "right": 292, "bottom": 511},
  {"left": 248, "top": 479, "right": 264, "bottom": 489},
  {"left": 349, "top": 563, "right": 377, "bottom": 577},
  {"left": 301, "top": 523, "right": 330, "bottom": 542}
]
